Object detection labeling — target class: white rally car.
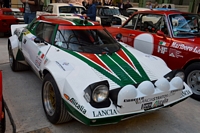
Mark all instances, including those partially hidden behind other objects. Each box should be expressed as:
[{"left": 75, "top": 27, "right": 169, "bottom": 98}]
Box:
[
  {"left": 8, "top": 15, "right": 192, "bottom": 126},
  {"left": 36, "top": 3, "right": 86, "bottom": 19}
]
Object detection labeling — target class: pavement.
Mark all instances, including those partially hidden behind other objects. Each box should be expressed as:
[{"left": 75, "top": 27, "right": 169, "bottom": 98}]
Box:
[{"left": 1, "top": 37, "right": 200, "bottom": 133}]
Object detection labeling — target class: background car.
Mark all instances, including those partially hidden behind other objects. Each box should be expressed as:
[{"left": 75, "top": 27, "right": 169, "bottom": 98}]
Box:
[
  {"left": 0, "top": 8, "right": 24, "bottom": 36},
  {"left": 96, "top": 6, "right": 128, "bottom": 25},
  {"left": 125, "top": 7, "right": 150, "bottom": 17},
  {"left": 36, "top": 3, "right": 86, "bottom": 19},
  {"left": 8, "top": 15, "right": 192, "bottom": 126},
  {"left": 106, "top": 10, "right": 200, "bottom": 100}
]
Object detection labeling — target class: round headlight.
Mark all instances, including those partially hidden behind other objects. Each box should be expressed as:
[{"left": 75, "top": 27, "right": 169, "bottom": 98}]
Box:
[
  {"left": 175, "top": 71, "right": 185, "bottom": 81},
  {"left": 92, "top": 85, "right": 109, "bottom": 103}
]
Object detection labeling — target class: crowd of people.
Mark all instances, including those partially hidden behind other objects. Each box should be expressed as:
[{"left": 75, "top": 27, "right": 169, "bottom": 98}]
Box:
[{"left": 145, "top": 1, "right": 172, "bottom": 9}]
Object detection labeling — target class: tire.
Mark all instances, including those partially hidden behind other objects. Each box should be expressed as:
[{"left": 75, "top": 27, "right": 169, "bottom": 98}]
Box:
[
  {"left": 42, "top": 73, "right": 72, "bottom": 124},
  {"left": 8, "top": 44, "right": 29, "bottom": 71},
  {"left": 0, "top": 98, "right": 6, "bottom": 133},
  {"left": 185, "top": 62, "right": 200, "bottom": 101}
]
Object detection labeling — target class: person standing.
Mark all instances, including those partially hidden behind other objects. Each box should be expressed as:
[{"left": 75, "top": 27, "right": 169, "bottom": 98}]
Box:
[
  {"left": 0, "top": 0, "right": 3, "bottom": 8},
  {"left": 124, "top": 0, "right": 132, "bottom": 10},
  {"left": 83, "top": 0, "right": 96, "bottom": 21},
  {"left": 20, "top": 0, "right": 40, "bottom": 24}
]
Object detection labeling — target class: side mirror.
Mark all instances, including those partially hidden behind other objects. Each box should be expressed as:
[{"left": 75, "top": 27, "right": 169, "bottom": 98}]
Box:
[
  {"left": 157, "top": 30, "right": 166, "bottom": 38},
  {"left": 34, "top": 37, "right": 44, "bottom": 43},
  {"left": 116, "top": 33, "right": 122, "bottom": 41}
]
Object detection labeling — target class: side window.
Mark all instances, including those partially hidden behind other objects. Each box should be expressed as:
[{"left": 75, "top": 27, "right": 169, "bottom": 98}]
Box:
[
  {"left": 35, "top": 23, "right": 44, "bottom": 38},
  {"left": 137, "top": 14, "right": 163, "bottom": 33},
  {"left": 123, "top": 14, "right": 139, "bottom": 29},
  {"left": 45, "top": 5, "right": 53, "bottom": 13},
  {"left": 35, "top": 23, "right": 55, "bottom": 44},
  {"left": 159, "top": 17, "right": 169, "bottom": 36}
]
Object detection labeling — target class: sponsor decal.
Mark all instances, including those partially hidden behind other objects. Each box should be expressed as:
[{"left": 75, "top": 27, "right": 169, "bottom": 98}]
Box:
[
  {"left": 56, "top": 61, "right": 66, "bottom": 71},
  {"left": 93, "top": 109, "right": 118, "bottom": 117},
  {"left": 124, "top": 97, "right": 144, "bottom": 102},
  {"left": 44, "top": 58, "right": 48, "bottom": 65},
  {"left": 65, "top": 94, "right": 87, "bottom": 114},
  {"left": 141, "top": 102, "right": 152, "bottom": 110},
  {"left": 159, "top": 41, "right": 167, "bottom": 46},
  {"left": 55, "top": 60, "right": 73, "bottom": 71},
  {"left": 181, "top": 90, "right": 191, "bottom": 98},
  {"left": 171, "top": 42, "right": 193, "bottom": 51},
  {"left": 24, "top": 30, "right": 30, "bottom": 35},
  {"left": 31, "top": 36, "right": 36, "bottom": 41},
  {"left": 171, "top": 42, "right": 200, "bottom": 55},
  {"left": 193, "top": 47, "right": 200, "bottom": 54},
  {"left": 37, "top": 51, "right": 44, "bottom": 59},
  {"left": 169, "top": 49, "right": 183, "bottom": 58},
  {"left": 132, "top": 94, "right": 169, "bottom": 104},
  {"left": 152, "top": 98, "right": 168, "bottom": 108},
  {"left": 157, "top": 46, "right": 168, "bottom": 54},
  {"left": 170, "top": 88, "right": 183, "bottom": 94},
  {"left": 35, "top": 56, "right": 42, "bottom": 68}
]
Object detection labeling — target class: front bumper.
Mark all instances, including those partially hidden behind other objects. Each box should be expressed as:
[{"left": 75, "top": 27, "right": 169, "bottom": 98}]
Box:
[{"left": 63, "top": 77, "right": 192, "bottom": 126}]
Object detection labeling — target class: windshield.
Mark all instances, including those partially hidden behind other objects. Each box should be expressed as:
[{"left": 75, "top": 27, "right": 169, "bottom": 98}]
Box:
[
  {"left": 103, "top": 8, "right": 121, "bottom": 15},
  {"left": 55, "top": 27, "right": 120, "bottom": 54},
  {"left": 169, "top": 14, "right": 200, "bottom": 37},
  {"left": 59, "top": 6, "right": 85, "bottom": 14}
]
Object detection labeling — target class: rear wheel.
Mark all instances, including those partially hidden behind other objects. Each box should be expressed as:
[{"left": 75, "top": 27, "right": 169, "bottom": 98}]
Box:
[
  {"left": 185, "top": 62, "right": 200, "bottom": 100},
  {"left": 42, "top": 73, "right": 72, "bottom": 124},
  {"left": 8, "top": 44, "right": 29, "bottom": 71}
]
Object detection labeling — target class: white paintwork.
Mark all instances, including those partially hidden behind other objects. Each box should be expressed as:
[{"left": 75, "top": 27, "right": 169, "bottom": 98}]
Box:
[{"left": 134, "top": 33, "right": 154, "bottom": 55}]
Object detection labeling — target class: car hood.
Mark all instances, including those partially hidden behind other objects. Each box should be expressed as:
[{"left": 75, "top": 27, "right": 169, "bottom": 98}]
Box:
[{"left": 45, "top": 43, "right": 170, "bottom": 93}]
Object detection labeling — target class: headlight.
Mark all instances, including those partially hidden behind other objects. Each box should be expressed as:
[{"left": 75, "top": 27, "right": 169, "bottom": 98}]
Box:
[
  {"left": 92, "top": 85, "right": 109, "bottom": 103},
  {"left": 175, "top": 71, "right": 185, "bottom": 81}
]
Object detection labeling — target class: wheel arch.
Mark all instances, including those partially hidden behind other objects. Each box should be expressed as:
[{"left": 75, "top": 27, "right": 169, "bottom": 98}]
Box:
[
  {"left": 182, "top": 59, "right": 200, "bottom": 70},
  {"left": 8, "top": 35, "right": 20, "bottom": 60}
]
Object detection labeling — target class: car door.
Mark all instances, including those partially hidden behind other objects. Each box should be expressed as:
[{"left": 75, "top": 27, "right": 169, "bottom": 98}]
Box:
[
  {"left": 21, "top": 22, "right": 55, "bottom": 75},
  {"left": 124, "top": 13, "right": 172, "bottom": 62}
]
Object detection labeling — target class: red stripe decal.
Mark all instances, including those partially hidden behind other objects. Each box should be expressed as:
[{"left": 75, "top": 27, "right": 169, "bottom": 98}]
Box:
[
  {"left": 80, "top": 53, "right": 111, "bottom": 72},
  {"left": 117, "top": 50, "right": 136, "bottom": 69}
]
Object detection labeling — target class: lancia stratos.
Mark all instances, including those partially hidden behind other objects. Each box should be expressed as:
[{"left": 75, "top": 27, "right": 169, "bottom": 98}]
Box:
[{"left": 8, "top": 15, "right": 192, "bottom": 126}]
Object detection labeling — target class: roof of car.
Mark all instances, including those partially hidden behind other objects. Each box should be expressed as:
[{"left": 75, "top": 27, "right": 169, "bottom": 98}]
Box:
[
  {"left": 37, "top": 15, "right": 100, "bottom": 26},
  {"left": 0, "top": 8, "right": 23, "bottom": 12},
  {"left": 127, "top": 7, "right": 150, "bottom": 11},
  {"left": 49, "top": 3, "right": 84, "bottom": 7},
  {"left": 97, "top": 5, "right": 119, "bottom": 9},
  {"left": 135, "top": 10, "right": 191, "bottom": 15}
]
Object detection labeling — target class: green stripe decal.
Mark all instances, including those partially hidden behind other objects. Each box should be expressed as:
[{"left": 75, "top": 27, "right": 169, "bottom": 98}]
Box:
[
  {"left": 63, "top": 46, "right": 150, "bottom": 87},
  {"left": 71, "top": 19, "right": 93, "bottom": 26}
]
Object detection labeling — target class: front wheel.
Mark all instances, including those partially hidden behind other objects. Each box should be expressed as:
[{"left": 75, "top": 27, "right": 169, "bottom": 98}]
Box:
[
  {"left": 185, "top": 62, "right": 200, "bottom": 100},
  {"left": 42, "top": 73, "right": 72, "bottom": 124}
]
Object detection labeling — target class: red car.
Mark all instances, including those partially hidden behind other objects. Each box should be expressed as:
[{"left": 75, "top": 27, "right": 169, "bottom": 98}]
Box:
[
  {"left": 0, "top": 71, "right": 5, "bottom": 132},
  {"left": 106, "top": 10, "right": 200, "bottom": 100},
  {"left": 0, "top": 8, "right": 24, "bottom": 36}
]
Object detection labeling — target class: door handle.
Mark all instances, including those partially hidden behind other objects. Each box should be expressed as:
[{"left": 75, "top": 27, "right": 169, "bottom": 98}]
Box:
[{"left": 129, "top": 34, "right": 135, "bottom": 36}]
